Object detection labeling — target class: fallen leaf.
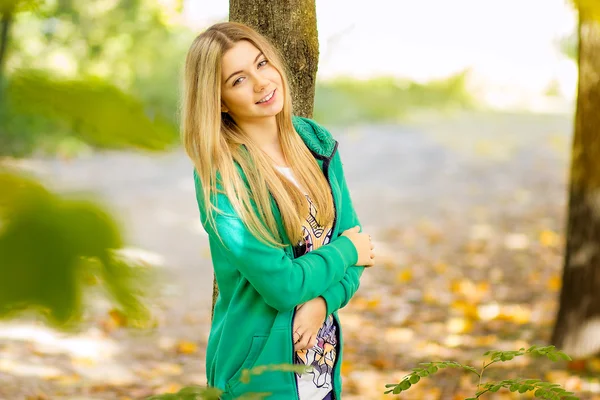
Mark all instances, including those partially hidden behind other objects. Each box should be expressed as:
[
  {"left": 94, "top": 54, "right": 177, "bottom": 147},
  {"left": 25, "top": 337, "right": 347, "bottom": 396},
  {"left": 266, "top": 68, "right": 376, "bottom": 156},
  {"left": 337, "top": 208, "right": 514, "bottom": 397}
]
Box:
[
  {"left": 176, "top": 340, "right": 198, "bottom": 355},
  {"left": 396, "top": 269, "right": 413, "bottom": 283},
  {"left": 539, "top": 229, "right": 560, "bottom": 247},
  {"left": 547, "top": 275, "right": 562, "bottom": 291}
]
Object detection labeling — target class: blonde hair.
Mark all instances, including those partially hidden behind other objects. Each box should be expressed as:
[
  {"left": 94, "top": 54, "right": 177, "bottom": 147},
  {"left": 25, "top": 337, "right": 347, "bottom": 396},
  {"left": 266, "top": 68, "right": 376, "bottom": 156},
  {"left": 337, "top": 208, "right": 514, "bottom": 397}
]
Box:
[{"left": 181, "top": 22, "right": 334, "bottom": 248}]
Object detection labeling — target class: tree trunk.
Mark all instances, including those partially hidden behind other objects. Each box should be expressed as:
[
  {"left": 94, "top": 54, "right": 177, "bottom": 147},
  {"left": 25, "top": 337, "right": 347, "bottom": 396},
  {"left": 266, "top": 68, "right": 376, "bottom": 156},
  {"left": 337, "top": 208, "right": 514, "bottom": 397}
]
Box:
[
  {"left": 207, "top": 0, "right": 319, "bottom": 321},
  {"left": 551, "top": 14, "right": 600, "bottom": 358},
  {"left": 0, "top": 10, "right": 14, "bottom": 90}
]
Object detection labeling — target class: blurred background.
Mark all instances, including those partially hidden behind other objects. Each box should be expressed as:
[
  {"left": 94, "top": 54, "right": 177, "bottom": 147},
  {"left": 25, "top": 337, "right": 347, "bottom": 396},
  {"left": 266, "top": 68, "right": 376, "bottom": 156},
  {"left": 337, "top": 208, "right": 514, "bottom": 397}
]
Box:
[{"left": 0, "top": 0, "right": 596, "bottom": 399}]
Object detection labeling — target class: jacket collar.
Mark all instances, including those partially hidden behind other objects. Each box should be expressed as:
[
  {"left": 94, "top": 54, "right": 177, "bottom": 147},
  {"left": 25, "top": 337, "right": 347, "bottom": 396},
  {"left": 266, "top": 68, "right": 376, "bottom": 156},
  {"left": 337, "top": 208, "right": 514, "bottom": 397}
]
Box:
[{"left": 292, "top": 116, "right": 337, "bottom": 159}]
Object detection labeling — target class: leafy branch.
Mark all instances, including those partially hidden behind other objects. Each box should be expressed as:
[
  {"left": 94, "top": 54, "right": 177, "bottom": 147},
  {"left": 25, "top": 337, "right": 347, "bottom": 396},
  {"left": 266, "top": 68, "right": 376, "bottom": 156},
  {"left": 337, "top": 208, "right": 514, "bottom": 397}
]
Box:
[{"left": 385, "top": 345, "right": 578, "bottom": 399}]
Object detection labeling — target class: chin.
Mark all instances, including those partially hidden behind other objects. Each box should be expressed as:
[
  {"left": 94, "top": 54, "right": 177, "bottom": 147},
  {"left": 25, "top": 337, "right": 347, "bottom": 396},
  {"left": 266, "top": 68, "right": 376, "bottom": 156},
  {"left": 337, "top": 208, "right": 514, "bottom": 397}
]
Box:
[{"left": 260, "top": 102, "right": 284, "bottom": 118}]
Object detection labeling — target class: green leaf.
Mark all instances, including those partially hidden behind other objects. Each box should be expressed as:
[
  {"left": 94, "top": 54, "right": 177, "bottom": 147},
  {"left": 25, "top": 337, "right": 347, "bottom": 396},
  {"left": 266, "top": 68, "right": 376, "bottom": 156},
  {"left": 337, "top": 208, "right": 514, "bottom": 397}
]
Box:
[
  {"left": 519, "top": 385, "right": 529, "bottom": 394},
  {"left": 409, "top": 375, "right": 420, "bottom": 384},
  {"left": 0, "top": 172, "right": 154, "bottom": 329},
  {"left": 427, "top": 365, "right": 438, "bottom": 374},
  {"left": 399, "top": 380, "right": 411, "bottom": 390},
  {"left": 490, "top": 385, "right": 501, "bottom": 392}
]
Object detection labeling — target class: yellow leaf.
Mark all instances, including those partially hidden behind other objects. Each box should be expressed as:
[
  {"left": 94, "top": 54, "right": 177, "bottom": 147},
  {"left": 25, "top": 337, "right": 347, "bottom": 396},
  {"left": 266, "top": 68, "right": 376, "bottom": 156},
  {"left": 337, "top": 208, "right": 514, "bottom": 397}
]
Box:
[
  {"left": 474, "top": 335, "right": 497, "bottom": 347},
  {"left": 71, "top": 357, "right": 96, "bottom": 366},
  {"left": 176, "top": 340, "right": 198, "bottom": 355},
  {"left": 589, "top": 358, "right": 600, "bottom": 372},
  {"left": 447, "top": 317, "right": 472, "bottom": 334},
  {"left": 422, "top": 291, "right": 438, "bottom": 305},
  {"left": 109, "top": 308, "right": 128, "bottom": 328},
  {"left": 157, "top": 383, "right": 181, "bottom": 394},
  {"left": 434, "top": 262, "right": 448, "bottom": 273},
  {"left": 497, "top": 305, "right": 531, "bottom": 324},
  {"left": 547, "top": 275, "right": 562, "bottom": 291},
  {"left": 476, "top": 282, "right": 490, "bottom": 294},
  {"left": 341, "top": 360, "right": 354, "bottom": 375},
  {"left": 396, "top": 269, "right": 413, "bottom": 283},
  {"left": 450, "top": 279, "right": 476, "bottom": 295},
  {"left": 366, "top": 298, "right": 381, "bottom": 310},
  {"left": 539, "top": 229, "right": 560, "bottom": 247}
]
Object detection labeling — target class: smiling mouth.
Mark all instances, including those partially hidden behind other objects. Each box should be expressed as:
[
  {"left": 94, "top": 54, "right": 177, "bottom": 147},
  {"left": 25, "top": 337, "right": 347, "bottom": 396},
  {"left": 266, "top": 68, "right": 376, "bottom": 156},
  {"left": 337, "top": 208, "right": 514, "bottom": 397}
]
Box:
[{"left": 256, "top": 89, "right": 275, "bottom": 104}]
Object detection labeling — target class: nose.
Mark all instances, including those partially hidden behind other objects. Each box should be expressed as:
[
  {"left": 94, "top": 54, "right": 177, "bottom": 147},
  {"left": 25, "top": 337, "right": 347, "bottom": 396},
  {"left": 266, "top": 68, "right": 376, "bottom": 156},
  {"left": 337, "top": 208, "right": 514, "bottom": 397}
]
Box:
[{"left": 254, "top": 76, "right": 269, "bottom": 93}]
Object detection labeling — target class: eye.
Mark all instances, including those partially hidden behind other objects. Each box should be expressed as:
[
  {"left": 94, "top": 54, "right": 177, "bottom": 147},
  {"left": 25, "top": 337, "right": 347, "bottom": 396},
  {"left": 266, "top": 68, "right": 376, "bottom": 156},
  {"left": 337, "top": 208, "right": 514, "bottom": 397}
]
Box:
[
  {"left": 233, "top": 76, "right": 244, "bottom": 86},
  {"left": 258, "top": 59, "right": 268, "bottom": 68}
]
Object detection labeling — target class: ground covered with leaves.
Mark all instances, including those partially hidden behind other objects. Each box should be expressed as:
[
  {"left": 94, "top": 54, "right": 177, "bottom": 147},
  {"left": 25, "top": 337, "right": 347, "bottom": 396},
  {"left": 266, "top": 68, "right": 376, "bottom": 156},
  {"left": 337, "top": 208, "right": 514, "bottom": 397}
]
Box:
[{"left": 1, "top": 112, "right": 599, "bottom": 399}]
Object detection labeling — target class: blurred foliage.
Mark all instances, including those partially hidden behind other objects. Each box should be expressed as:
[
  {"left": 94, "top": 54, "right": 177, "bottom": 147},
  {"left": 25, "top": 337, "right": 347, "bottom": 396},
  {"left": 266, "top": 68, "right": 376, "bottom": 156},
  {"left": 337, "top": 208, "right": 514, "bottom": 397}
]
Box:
[
  {"left": 0, "top": 0, "right": 42, "bottom": 14},
  {"left": 558, "top": 32, "right": 578, "bottom": 62},
  {"left": 0, "top": 0, "right": 188, "bottom": 156},
  {"left": 1, "top": 69, "right": 178, "bottom": 155},
  {"left": 0, "top": 170, "right": 154, "bottom": 330},
  {"left": 313, "top": 70, "right": 474, "bottom": 125}
]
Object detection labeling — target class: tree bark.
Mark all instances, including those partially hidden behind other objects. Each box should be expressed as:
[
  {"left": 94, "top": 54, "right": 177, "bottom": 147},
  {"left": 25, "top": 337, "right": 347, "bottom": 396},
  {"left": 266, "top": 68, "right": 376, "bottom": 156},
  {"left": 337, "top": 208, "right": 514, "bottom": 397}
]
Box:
[
  {"left": 0, "top": 10, "right": 14, "bottom": 90},
  {"left": 551, "top": 14, "right": 600, "bottom": 358},
  {"left": 207, "top": 0, "right": 319, "bottom": 322}
]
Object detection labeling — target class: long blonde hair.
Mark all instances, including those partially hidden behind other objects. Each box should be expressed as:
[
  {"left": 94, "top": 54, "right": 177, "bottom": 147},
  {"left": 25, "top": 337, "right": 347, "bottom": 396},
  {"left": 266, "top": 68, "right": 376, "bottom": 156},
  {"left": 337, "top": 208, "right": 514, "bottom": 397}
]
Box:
[{"left": 181, "top": 22, "right": 334, "bottom": 248}]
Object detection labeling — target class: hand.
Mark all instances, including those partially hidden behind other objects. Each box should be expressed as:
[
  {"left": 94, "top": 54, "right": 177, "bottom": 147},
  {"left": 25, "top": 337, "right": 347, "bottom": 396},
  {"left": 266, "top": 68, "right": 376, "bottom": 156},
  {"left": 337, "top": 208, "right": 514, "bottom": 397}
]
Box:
[
  {"left": 341, "top": 226, "right": 375, "bottom": 267},
  {"left": 293, "top": 297, "right": 327, "bottom": 351}
]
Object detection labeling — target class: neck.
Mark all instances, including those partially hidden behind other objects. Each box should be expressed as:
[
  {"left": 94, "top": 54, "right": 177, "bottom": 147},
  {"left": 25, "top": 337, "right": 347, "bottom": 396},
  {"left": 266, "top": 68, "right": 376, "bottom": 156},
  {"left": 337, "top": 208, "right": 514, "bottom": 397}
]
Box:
[
  {"left": 235, "top": 116, "right": 279, "bottom": 149},
  {"left": 233, "top": 115, "right": 287, "bottom": 166}
]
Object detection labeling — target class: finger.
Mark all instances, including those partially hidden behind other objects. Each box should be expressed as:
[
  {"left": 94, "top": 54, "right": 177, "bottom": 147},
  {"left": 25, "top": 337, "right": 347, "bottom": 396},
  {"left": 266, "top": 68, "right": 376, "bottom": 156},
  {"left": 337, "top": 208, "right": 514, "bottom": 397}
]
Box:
[
  {"left": 370, "top": 243, "right": 374, "bottom": 250},
  {"left": 294, "top": 333, "right": 310, "bottom": 352},
  {"left": 302, "top": 334, "right": 317, "bottom": 351},
  {"left": 293, "top": 331, "right": 301, "bottom": 344}
]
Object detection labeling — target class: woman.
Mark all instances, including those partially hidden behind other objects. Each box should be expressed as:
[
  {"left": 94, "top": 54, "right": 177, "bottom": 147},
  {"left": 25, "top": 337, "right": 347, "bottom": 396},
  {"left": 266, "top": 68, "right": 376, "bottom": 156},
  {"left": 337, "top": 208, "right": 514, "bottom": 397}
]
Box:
[{"left": 182, "top": 21, "right": 375, "bottom": 400}]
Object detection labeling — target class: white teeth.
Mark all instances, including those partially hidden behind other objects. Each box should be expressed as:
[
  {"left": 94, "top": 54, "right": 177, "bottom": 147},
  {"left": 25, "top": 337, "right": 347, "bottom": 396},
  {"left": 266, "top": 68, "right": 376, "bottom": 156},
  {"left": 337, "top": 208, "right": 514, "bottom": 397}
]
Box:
[{"left": 258, "top": 90, "right": 274, "bottom": 103}]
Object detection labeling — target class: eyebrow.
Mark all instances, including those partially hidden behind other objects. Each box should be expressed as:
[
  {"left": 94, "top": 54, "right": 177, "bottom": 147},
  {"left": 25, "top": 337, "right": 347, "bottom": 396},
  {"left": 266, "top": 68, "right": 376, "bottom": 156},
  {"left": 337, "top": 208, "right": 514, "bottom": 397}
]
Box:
[{"left": 224, "top": 52, "right": 264, "bottom": 84}]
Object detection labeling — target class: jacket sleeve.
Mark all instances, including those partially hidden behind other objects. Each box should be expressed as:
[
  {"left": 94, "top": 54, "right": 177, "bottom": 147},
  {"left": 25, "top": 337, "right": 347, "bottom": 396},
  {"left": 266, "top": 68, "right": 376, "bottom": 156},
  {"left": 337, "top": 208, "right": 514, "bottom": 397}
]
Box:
[
  {"left": 194, "top": 172, "right": 359, "bottom": 313},
  {"left": 319, "top": 148, "right": 365, "bottom": 316}
]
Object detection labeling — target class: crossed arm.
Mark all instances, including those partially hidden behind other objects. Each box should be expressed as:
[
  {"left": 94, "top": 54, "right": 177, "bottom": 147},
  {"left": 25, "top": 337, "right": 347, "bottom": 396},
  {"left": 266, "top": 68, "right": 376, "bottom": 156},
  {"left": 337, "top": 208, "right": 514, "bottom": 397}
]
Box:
[{"left": 194, "top": 149, "right": 364, "bottom": 315}]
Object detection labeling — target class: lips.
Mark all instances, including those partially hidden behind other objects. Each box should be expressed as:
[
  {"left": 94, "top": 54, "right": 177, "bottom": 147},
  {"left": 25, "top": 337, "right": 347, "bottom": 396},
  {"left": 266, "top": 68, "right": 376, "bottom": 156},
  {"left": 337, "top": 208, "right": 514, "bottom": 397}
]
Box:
[{"left": 256, "top": 89, "right": 275, "bottom": 104}]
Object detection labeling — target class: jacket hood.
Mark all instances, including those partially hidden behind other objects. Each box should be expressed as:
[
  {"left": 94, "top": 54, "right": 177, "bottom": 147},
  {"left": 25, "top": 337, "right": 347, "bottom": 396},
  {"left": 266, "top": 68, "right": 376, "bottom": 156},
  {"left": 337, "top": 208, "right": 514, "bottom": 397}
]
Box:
[{"left": 292, "top": 116, "right": 337, "bottom": 158}]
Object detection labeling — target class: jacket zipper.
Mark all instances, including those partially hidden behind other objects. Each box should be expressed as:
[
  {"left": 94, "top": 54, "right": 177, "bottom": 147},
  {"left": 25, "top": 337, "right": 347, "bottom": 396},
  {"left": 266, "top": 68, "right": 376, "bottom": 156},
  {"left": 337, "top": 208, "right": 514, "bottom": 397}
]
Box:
[
  {"left": 314, "top": 141, "right": 339, "bottom": 400},
  {"left": 292, "top": 141, "right": 339, "bottom": 400},
  {"left": 290, "top": 308, "right": 301, "bottom": 400}
]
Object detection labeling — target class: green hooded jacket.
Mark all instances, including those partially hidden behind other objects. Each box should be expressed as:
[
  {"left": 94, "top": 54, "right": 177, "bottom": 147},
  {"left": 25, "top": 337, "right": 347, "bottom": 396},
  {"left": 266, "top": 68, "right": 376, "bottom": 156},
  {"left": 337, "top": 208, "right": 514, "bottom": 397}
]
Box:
[{"left": 193, "top": 116, "right": 364, "bottom": 399}]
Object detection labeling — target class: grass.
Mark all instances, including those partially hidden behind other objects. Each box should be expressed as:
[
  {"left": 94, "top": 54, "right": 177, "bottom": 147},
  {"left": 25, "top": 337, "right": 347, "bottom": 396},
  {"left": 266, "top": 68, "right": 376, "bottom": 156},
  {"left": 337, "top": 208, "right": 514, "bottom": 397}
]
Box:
[{"left": 313, "top": 70, "right": 475, "bottom": 125}]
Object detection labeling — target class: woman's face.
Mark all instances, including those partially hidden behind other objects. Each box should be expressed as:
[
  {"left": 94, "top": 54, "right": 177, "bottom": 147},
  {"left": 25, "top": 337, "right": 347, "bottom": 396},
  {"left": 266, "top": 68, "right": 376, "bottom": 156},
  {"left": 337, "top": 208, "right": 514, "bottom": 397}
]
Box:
[{"left": 220, "top": 40, "right": 284, "bottom": 124}]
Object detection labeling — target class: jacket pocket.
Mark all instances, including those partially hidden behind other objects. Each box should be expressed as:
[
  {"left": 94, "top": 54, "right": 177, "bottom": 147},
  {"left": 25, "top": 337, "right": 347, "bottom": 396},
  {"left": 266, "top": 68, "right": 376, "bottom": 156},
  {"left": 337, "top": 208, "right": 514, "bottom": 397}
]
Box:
[{"left": 226, "top": 335, "right": 268, "bottom": 393}]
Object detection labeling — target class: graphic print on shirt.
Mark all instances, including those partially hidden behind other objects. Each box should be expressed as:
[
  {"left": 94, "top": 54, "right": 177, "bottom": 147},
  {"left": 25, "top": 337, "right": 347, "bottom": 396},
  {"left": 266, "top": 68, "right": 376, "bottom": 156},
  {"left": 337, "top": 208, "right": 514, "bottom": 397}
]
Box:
[
  {"left": 295, "top": 315, "right": 337, "bottom": 390},
  {"left": 293, "top": 193, "right": 337, "bottom": 397},
  {"left": 298, "top": 195, "right": 332, "bottom": 255}
]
